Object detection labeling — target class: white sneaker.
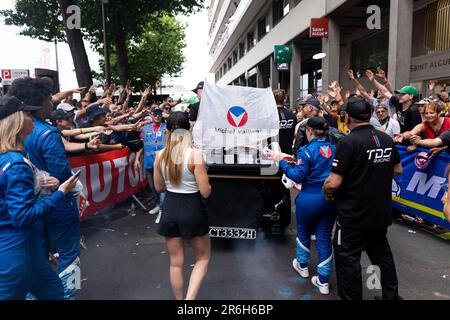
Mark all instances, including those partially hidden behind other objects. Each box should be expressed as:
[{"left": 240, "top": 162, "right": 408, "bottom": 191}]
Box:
[
  {"left": 292, "top": 259, "right": 309, "bottom": 278},
  {"left": 149, "top": 205, "right": 160, "bottom": 215},
  {"left": 311, "top": 276, "right": 330, "bottom": 295},
  {"left": 155, "top": 210, "right": 162, "bottom": 224}
]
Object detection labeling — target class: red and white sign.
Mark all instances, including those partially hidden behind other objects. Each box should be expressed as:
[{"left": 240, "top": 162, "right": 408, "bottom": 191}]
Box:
[
  {"left": 310, "top": 18, "right": 329, "bottom": 38},
  {"left": 1, "top": 69, "right": 30, "bottom": 85},
  {"left": 68, "top": 148, "right": 148, "bottom": 220}
]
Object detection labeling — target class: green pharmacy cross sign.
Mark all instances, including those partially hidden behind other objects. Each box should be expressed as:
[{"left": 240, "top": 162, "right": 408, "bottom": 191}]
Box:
[{"left": 274, "top": 45, "right": 293, "bottom": 64}]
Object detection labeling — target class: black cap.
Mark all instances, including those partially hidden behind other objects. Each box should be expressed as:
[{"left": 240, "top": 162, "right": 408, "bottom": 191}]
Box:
[
  {"left": 306, "top": 117, "right": 329, "bottom": 130},
  {"left": 341, "top": 96, "right": 372, "bottom": 121},
  {"left": 192, "top": 81, "right": 204, "bottom": 94},
  {"left": 299, "top": 98, "right": 321, "bottom": 109},
  {"left": 167, "top": 111, "right": 190, "bottom": 131},
  {"left": 0, "top": 95, "right": 41, "bottom": 120},
  {"left": 86, "top": 104, "right": 108, "bottom": 120},
  {"left": 50, "top": 109, "right": 74, "bottom": 122}
]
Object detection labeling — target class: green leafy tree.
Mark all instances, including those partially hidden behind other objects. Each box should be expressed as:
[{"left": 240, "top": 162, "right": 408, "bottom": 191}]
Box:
[{"left": 1, "top": 0, "right": 204, "bottom": 87}]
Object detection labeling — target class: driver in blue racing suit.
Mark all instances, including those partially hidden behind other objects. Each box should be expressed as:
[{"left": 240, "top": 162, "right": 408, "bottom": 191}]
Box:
[
  {"left": 275, "top": 117, "right": 337, "bottom": 295},
  {"left": 9, "top": 78, "right": 81, "bottom": 300}
]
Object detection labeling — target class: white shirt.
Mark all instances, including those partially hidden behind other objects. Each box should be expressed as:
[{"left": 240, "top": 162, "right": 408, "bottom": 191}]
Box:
[
  {"left": 370, "top": 117, "right": 401, "bottom": 138},
  {"left": 161, "top": 148, "right": 199, "bottom": 194}
]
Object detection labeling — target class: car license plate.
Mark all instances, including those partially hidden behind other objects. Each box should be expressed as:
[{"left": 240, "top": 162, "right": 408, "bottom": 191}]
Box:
[{"left": 209, "top": 227, "right": 257, "bottom": 240}]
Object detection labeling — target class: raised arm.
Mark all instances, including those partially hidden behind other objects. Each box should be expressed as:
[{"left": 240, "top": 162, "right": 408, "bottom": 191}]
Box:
[
  {"left": 366, "top": 70, "right": 393, "bottom": 100},
  {"left": 52, "top": 87, "right": 86, "bottom": 104},
  {"left": 347, "top": 70, "right": 371, "bottom": 101}
]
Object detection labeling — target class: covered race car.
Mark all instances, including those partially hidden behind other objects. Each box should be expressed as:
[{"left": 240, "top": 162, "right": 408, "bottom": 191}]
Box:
[{"left": 192, "top": 83, "right": 292, "bottom": 240}]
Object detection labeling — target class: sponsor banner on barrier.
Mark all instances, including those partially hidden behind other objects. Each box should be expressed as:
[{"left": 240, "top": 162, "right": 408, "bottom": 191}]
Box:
[
  {"left": 68, "top": 148, "right": 147, "bottom": 220},
  {"left": 392, "top": 146, "right": 450, "bottom": 229}
]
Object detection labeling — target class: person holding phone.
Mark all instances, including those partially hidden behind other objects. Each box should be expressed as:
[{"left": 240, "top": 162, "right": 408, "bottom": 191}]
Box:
[
  {"left": 9, "top": 78, "right": 82, "bottom": 300},
  {"left": 0, "top": 96, "right": 78, "bottom": 300}
]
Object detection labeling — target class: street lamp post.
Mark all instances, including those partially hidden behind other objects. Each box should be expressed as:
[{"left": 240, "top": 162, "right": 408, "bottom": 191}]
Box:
[
  {"left": 101, "top": 0, "right": 111, "bottom": 85},
  {"left": 312, "top": 53, "right": 326, "bottom": 93}
]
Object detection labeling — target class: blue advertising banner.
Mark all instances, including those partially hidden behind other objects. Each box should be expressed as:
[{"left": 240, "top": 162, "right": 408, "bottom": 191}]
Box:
[{"left": 392, "top": 146, "right": 450, "bottom": 229}]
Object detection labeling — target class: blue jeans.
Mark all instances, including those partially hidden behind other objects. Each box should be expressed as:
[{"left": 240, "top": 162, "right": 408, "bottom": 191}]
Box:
[
  {"left": 146, "top": 169, "right": 166, "bottom": 209},
  {"left": 295, "top": 186, "right": 336, "bottom": 282}
]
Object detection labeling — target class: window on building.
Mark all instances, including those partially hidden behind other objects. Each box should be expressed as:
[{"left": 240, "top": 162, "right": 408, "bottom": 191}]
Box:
[
  {"left": 233, "top": 50, "right": 238, "bottom": 64},
  {"left": 351, "top": 31, "right": 389, "bottom": 78},
  {"left": 228, "top": 57, "right": 233, "bottom": 69},
  {"left": 247, "top": 31, "right": 256, "bottom": 51},
  {"left": 239, "top": 42, "right": 245, "bottom": 60},
  {"left": 258, "top": 16, "right": 269, "bottom": 40},
  {"left": 272, "top": 0, "right": 284, "bottom": 26},
  {"left": 425, "top": 0, "right": 450, "bottom": 53},
  {"left": 283, "top": 0, "right": 290, "bottom": 16}
]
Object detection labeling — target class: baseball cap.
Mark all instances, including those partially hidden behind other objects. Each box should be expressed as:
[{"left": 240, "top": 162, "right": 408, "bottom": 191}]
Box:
[
  {"left": 306, "top": 117, "right": 329, "bottom": 130},
  {"left": 341, "top": 96, "right": 372, "bottom": 121},
  {"left": 56, "top": 102, "right": 76, "bottom": 113},
  {"left": 192, "top": 81, "right": 204, "bottom": 94},
  {"left": 299, "top": 98, "right": 321, "bottom": 109},
  {"left": 0, "top": 95, "right": 41, "bottom": 120},
  {"left": 86, "top": 104, "right": 108, "bottom": 120},
  {"left": 50, "top": 109, "right": 74, "bottom": 122},
  {"left": 394, "top": 85, "right": 418, "bottom": 96},
  {"left": 166, "top": 112, "right": 190, "bottom": 132},
  {"left": 416, "top": 98, "right": 432, "bottom": 105}
]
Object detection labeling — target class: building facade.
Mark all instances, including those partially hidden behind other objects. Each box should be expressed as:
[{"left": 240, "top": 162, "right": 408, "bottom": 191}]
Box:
[{"left": 208, "top": 0, "right": 450, "bottom": 108}]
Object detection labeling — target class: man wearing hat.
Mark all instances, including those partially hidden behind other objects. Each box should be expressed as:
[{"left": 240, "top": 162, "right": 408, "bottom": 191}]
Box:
[
  {"left": 370, "top": 104, "right": 401, "bottom": 139},
  {"left": 188, "top": 81, "right": 204, "bottom": 123},
  {"left": 323, "top": 96, "right": 403, "bottom": 300},
  {"left": 293, "top": 97, "right": 321, "bottom": 152},
  {"left": 366, "top": 70, "right": 422, "bottom": 133},
  {"left": 135, "top": 107, "right": 167, "bottom": 217}
]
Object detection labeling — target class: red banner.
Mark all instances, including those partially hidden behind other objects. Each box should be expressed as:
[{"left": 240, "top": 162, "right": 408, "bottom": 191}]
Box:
[
  {"left": 310, "top": 18, "right": 329, "bottom": 38},
  {"left": 68, "top": 148, "right": 148, "bottom": 220}
]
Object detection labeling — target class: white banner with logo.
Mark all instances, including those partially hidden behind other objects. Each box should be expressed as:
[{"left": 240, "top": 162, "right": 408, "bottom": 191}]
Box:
[{"left": 192, "top": 83, "right": 279, "bottom": 150}]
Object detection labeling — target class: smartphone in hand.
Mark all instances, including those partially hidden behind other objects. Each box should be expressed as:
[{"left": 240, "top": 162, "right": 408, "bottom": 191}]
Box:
[{"left": 73, "top": 170, "right": 81, "bottom": 178}]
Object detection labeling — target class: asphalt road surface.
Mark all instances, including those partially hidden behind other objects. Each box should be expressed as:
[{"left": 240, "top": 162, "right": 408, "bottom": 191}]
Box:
[{"left": 77, "top": 198, "right": 450, "bottom": 300}]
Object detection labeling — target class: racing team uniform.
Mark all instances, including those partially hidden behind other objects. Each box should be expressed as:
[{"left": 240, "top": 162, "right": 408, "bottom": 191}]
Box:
[
  {"left": 279, "top": 137, "right": 336, "bottom": 284},
  {"left": 0, "top": 151, "right": 64, "bottom": 300},
  {"left": 142, "top": 123, "right": 167, "bottom": 209},
  {"left": 24, "top": 117, "right": 80, "bottom": 300}
]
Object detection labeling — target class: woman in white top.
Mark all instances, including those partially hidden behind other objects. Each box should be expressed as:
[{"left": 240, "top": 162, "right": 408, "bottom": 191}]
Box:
[{"left": 154, "top": 112, "right": 212, "bottom": 300}]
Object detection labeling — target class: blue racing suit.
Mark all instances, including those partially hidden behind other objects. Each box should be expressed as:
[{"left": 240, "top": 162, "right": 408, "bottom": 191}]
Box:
[
  {"left": 0, "top": 151, "right": 65, "bottom": 300},
  {"left": 279, "top": 137, "right": 336, "bottom": 282},
  {"left": 142, "top": 123, "right": 166, "bottom": 209},
  {"left": 24, "top": 117, "right": 80, "bottom": 299}
]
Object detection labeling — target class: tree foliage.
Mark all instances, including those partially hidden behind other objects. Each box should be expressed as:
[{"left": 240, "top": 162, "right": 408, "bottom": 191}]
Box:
[
  {"left": 1, "top": 0, "right": 204, "bottom": 86},
  {"left": 97, "top": 15, "right": 187, "bottom": 90},
  {"left": 1, "top": 0, "right": 64, "bottom": 42}
]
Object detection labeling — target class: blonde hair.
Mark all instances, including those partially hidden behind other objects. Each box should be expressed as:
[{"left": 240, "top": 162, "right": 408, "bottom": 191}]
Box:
[
  {"left": 159, "top": 129, "right": 193, "bottom": 186},
  {"left": 0, "top": 111, "right": 25, "bottom": 153}
]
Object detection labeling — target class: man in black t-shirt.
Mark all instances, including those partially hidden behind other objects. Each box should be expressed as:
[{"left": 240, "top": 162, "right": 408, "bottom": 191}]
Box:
[
  {"left": 273, "top": 89, "right": 297, "bottom": 154},
  {"left": 188, "top": 81, "right": 204, "bottom": 123},
  {"left": 323, "top": 96, "right": 403, "bottom": 301},
  {"left": 390, "top": 86, "right": 422, "bottom": 133}
]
